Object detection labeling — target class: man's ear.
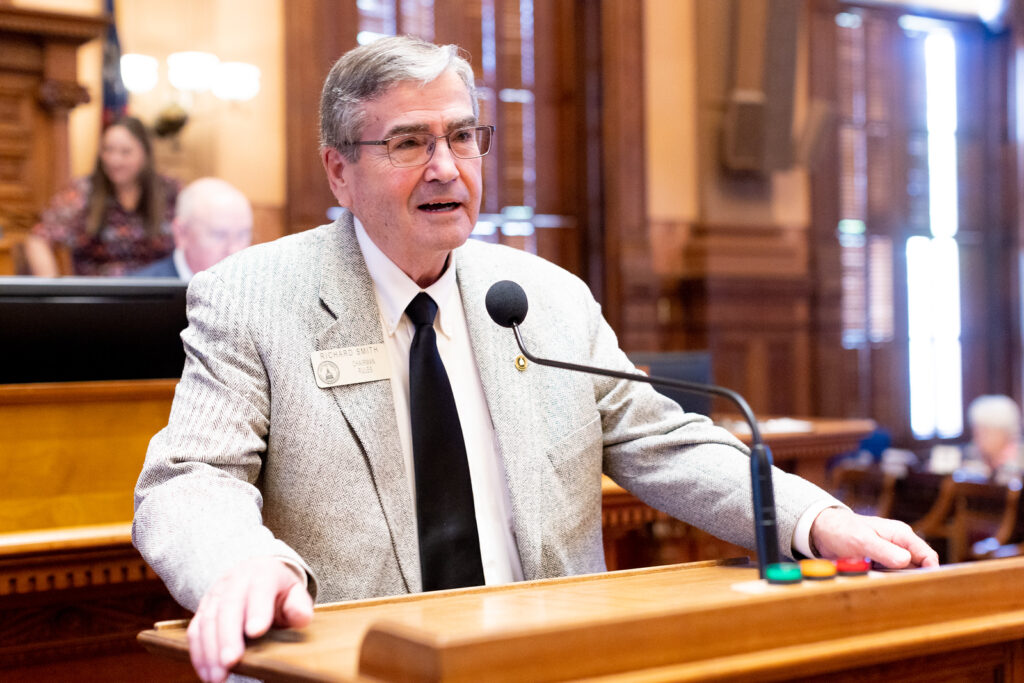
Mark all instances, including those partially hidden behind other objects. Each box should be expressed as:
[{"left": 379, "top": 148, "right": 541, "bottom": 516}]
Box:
[
  {"left": 322, "top": 147, "right": 353, "bottom": 206},
  {"left": 170, "top": 217, "right": 186, "bottom": 247}
]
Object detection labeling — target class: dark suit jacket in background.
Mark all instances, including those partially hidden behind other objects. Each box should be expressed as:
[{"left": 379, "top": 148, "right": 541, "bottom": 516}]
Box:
[{"left": 131, "top": 255, "right": 181, "bottom": 278}]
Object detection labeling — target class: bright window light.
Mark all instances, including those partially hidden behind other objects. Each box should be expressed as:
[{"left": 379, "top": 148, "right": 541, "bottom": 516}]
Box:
[
  {"left": 907, "top": 236, "right": 963, "bottom": 438},
  {"left": 835, "top": 12, "right": 862, "bottom": 29},
  {"left": 924, "top": 32, "right": 957, "bottom": 133},
  {"left": 357, "top": 31, "right": 390, "bottom": 45},
  {"left": 907, "top": 24, "right": 963, "bottom": 440}
]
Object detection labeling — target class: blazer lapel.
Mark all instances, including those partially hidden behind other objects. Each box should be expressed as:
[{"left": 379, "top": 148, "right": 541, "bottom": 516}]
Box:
[
  {"left": 315, "top": 213, "right": 420, "bottom": 592},
  {"left": 456, "top": 247, "right": 544, "bottom": 581}
]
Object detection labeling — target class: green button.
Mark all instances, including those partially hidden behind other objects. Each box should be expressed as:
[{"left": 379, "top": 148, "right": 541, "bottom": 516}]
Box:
[{"left": 765, "top": 562, "right": 802, "bottom": 584}]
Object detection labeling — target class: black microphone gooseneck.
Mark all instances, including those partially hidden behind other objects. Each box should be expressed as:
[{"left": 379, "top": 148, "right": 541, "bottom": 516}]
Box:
[{"left": 485, "top": 280, "right": 781, "bottom": 579}]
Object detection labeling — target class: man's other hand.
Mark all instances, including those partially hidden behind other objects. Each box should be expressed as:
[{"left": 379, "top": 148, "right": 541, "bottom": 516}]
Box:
[
  {"left": 810, "top": 507, "right": 940, "bottom": 569},
  {"left": 186, "top": 556, "right": 314, "bottom": 682}
]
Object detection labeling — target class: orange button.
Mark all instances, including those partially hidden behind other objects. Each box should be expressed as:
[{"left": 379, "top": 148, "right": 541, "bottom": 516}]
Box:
[{"left": 799, "top": 558, "right": 837, "bottom": 579}]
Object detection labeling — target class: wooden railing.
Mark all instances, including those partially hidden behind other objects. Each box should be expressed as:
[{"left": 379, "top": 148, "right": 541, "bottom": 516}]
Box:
[{"left": 0, "top": 379, "right": 874, "bottom": 677}]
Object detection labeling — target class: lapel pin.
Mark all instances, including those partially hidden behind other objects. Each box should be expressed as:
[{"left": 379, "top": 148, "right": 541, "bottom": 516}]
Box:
[{"left": 514, "top": 354, "right": 528, "bottom": 372}]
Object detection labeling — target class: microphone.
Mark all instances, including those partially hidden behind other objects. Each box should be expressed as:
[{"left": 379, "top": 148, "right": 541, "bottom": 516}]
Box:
[{"left": 485, "top": 280, "right": 782, "bottom": 579}]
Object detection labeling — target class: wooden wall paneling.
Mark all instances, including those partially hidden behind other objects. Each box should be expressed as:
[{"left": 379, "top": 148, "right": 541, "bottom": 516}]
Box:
[
  {"left": 283, "top": 0, "right": 358, "bottom": 235},
  {"left": 959, "top": 29, "right": 1017, "bottom": 402},
  {"left": 638, "top": 1, "right": 816, "bottom": 416},
  {"left": 675, "top": 275, "right": 811, "bottom": 416},
  {"left": 494, "top": 0, "right": 527, "bottom": 222},
  {"left": 1010, "top": 6, "right": 1024, "bottom": 404},
  {"left": 532, "top": 0, "right": 585, "bottom": 277},
  {"left": 600, "top": 0, "right": 655, "bottom": 349},
  {"left": 810, "top": 2, "right": 860, "bottom": 420},
  {"left": 577, "top": 0, "right": 605, "bottom": 296},
  {"left": 250, "top": 201, "right": 287, "bottom": 245},
  {"left": 430, "top": 0, "right": 482, "bottom": 52}
]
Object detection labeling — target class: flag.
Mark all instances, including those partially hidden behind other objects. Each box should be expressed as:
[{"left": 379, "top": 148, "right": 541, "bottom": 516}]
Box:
[{"left": 101, "top": 0, "right": 128, "bottom": 127}]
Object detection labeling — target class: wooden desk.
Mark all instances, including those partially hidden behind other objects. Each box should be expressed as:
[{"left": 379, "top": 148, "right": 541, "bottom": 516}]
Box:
[
  {"left": 0, "top": 380, "right": 867, "bottom": 533},
  {"left": 0, "top": 380, "right": 871, "bottom": 675},
  {"left": 140, "top": 556, "right": 1024, "bottom": 682},
  {"left": 0, "top": 380, "right": 190, "bottom": 679},
  {"left": 722, "top": 416, "right": 876, "bottom": 488},
  {"left": 0, "top": 379, "right": 176, "bottom": 532},
  {"left": 601, "top": 416, "right": 875, "bottom": 568}
]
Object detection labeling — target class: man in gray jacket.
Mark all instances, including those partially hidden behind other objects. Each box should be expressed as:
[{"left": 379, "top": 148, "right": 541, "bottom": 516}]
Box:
[{"left": 133, "top": 36, "right": 937, "bottom": 683}]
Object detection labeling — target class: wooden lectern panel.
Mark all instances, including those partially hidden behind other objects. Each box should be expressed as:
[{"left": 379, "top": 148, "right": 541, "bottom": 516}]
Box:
[{"left": 140, "top": 557, "right": 1024, "bottom": 682}]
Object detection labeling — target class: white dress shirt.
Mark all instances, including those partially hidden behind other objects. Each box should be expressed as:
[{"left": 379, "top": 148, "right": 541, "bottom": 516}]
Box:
[
  {"left": 354, "top": 218, "right": 525, "bottom": 585},
  {"left": 172, "top": 248, "right": 194, "bottom": 281}
]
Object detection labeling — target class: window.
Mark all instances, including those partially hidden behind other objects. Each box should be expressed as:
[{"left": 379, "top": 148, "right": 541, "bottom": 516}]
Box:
[
  {"left": 354, "top": 0, "right": 578, "bottom": 265},
  {"left": 905, "top": 23, "right": 963, "bottom": 439},
  {"left": 817, "top": 2, "right": 1010, "bottom": 443}
]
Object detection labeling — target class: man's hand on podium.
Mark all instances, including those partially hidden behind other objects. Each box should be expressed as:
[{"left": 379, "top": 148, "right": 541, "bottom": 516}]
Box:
[
  {"left": 810, "top": 507, "right": 940, "bottom": 569},
  {"left": 186, "top": 556, "right": 314, "bottom": 683}
]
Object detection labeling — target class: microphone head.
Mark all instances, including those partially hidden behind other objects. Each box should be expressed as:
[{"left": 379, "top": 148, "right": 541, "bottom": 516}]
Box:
[{"left": 485, "top": 280, "right": 529, "bottom": 328}]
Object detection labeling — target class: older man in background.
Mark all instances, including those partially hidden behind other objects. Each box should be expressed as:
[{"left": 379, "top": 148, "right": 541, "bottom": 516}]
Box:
[
  {"left": 134, "top": 177, "right": 252, "bottom": 280},
  {"left": 960, "top": 395, "right": 1024, "bottom": 483}
]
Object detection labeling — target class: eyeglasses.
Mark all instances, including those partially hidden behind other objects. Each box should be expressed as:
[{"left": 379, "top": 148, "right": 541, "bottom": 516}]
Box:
[{"left": 353, "top": 125, "right": 495, "bottom": 168}]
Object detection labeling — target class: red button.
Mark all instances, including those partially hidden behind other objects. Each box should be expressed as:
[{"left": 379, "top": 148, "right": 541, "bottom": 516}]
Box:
[{"left": 836, "top": 557, "right": 870, "bottom": 575}]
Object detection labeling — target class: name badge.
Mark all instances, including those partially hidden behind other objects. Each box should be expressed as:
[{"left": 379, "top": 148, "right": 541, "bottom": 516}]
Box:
[{"left": 311, "top": 344, "right": 391, "bottom": 388}]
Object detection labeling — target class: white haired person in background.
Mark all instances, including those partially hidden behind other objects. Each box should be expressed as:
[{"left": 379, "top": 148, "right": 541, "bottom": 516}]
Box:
[
  {"left": 133, "top": 177, "right": 253, "bottom": 280},
  {"left": 962, "top": 395, "right": 1024, "bottom": 484}
]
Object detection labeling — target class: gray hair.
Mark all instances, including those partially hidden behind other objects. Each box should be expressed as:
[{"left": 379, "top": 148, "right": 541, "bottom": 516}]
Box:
[
  {"left": 319, "top": 35, "right": 478, "bottom": 162},
  {"left": 968, "top": 394, "right": 1022, "bottom": 438}
]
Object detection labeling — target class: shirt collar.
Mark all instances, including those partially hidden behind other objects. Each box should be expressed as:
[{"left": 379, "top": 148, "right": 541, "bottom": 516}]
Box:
[
  {"left": 353, "top": 215, "right": 458, "bottom": 338},
  {"left": 172, "top": 248, "right": 194, "bottom": 281}
]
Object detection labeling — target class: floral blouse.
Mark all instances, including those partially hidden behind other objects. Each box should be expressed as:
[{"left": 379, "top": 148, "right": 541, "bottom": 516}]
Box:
[{"left": 31, "top": 175, "right": 180, "bottom": 276}]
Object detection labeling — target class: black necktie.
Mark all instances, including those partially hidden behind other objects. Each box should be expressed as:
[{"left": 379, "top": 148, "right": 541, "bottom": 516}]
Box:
[{"left": 405, "top": 292, "right": 485, "bottom": 591}]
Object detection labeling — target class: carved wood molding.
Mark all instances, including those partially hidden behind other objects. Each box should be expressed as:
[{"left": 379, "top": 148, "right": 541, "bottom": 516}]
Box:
[
  {"left": 36, "top": 78, "right": 89, "bottom": 112},
  {"left": 0, "top": 539, "right": 159, "bottom": 597},
  {"left": 0, "top": 5, "right": 106, "bottom": 43},
  {"left": 601, "top": 496, "right": 667, "bottom": 530},
  {"left": 0, "top": 585, "right": 187, "bottom": 668},
  {"left": 0, "top": 526, "right": 189, "bottom": 669}
]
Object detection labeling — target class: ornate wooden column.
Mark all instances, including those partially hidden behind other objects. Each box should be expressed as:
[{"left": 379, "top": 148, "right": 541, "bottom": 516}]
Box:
[{"left": 0, "top": 5, "right": 104, "bottom": 260}]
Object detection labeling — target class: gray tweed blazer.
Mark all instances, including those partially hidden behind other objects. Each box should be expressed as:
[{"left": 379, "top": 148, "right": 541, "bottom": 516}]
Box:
[{"left": 133, "top": 212, "right": 835, "bottom": 610}]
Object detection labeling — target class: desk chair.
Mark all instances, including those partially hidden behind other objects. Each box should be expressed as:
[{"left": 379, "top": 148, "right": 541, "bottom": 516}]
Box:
[{"left": 912, "top": 475, "right": 1022, "bottom": 564}]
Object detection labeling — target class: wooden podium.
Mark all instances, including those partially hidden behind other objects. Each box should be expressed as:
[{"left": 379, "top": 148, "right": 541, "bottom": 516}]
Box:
[{"left": 139, "top": 557, "right": 1024, "bottom": 682}]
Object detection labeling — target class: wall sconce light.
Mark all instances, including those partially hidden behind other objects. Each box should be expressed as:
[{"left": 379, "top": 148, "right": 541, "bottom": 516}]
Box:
[
  {"left": 167, "top": 51, "right": 220, "bottom": 92},
  {"left": 120, "top": 51, "right": 262, "bottom": 138},
  {"left": 212, "top": 62, "right": 261, "bottom": 101},
  {"left": 120, "top": 53, "right": 158, "bottom": 94}
]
